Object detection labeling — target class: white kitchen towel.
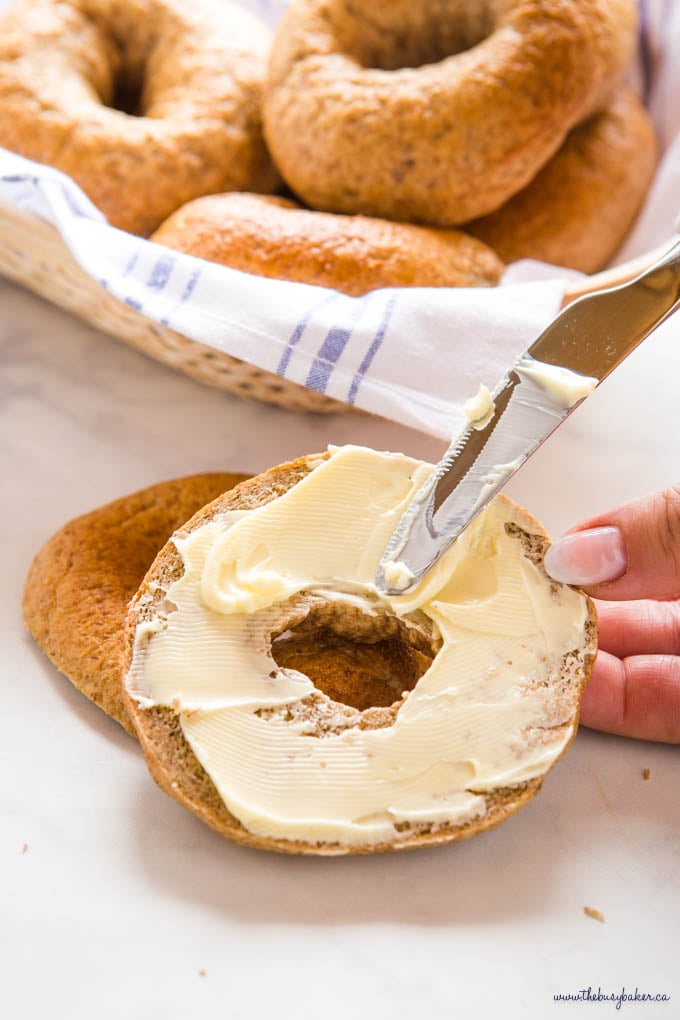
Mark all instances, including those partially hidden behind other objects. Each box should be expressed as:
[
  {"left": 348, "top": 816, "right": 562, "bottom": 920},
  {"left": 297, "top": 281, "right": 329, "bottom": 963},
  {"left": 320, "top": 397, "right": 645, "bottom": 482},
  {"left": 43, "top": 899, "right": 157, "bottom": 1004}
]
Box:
[{"left": 0, "top": 0, "right": 677, "bottom": 440}]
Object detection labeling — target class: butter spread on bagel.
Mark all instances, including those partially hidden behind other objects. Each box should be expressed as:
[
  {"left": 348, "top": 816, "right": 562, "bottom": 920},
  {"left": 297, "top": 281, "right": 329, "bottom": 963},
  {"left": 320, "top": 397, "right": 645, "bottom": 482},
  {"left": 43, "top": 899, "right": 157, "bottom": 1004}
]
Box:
[{"left": 127, "top": 446, "right": 590, "bottom": 846}]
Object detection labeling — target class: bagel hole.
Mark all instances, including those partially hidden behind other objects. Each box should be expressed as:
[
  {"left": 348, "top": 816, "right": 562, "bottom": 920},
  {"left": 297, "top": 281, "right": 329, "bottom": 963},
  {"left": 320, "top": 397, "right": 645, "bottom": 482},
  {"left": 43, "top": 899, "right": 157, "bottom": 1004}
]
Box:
[
  {"left": 109, "top": 69, "right": 145, "bottom": 117},
  {"left": 271, "top": 602, "right": 439, "bottom": 712},
  {"left": 334, "top": 1, "right": 495, "bottom": 70}
]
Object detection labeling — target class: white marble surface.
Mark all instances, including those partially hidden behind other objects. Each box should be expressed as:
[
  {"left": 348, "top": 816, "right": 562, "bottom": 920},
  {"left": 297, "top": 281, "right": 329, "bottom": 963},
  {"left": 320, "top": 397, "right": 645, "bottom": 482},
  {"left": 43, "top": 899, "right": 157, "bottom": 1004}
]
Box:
[{"left": 2, "top": 273, "right": 679, "bottom": 1020}]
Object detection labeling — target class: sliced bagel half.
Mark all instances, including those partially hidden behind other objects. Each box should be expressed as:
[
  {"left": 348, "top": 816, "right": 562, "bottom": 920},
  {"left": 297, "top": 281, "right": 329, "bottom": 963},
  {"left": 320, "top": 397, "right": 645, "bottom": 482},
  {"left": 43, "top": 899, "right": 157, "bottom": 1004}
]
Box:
[
  {"left": 123, "top": 448, "right": 597, "bottom": 854},
  {"left": 23, "top": 472, "right": 249, "bottom": 735}
]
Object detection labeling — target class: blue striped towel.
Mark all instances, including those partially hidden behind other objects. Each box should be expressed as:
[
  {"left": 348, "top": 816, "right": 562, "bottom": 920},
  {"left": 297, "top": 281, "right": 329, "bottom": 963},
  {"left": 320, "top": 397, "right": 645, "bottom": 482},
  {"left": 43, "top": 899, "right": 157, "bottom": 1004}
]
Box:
[{"left": 0, "top": 148, "right": 567, "bottom": 438}]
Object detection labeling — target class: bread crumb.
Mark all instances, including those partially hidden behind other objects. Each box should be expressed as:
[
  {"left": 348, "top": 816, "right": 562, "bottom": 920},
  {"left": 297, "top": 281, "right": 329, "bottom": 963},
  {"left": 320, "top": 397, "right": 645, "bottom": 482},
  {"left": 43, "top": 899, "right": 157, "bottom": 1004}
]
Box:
[
  {"left": 20, "top": 842, "right": 28, "bottom": 855},
  {"left": 642, "top": 768, "right": 651, "bottom": 781},
  {"left": 584, "top": 906, "right": 605, "bottom": 923},
  {"left": 198, "top": 969, "right": 206, "bottom": 977}
]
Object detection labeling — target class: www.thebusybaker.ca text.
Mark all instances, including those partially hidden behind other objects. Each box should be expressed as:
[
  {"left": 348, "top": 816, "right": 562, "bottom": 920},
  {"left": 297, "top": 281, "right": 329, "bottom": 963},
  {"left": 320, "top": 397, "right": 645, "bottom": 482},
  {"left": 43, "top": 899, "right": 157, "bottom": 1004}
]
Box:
[{"left": 553, "top": 987, "right": 670, "bottom": 1010}]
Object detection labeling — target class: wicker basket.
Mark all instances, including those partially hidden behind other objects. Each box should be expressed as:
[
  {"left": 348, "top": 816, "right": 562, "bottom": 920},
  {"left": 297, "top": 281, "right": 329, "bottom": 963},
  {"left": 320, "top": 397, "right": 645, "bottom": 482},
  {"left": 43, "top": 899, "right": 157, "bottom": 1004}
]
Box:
[
  {"left": 0, "top": 199, "right": 343, "bottom": 413},
  {"left": 0, "top": 198, "right": 669, "bottom": 412}
]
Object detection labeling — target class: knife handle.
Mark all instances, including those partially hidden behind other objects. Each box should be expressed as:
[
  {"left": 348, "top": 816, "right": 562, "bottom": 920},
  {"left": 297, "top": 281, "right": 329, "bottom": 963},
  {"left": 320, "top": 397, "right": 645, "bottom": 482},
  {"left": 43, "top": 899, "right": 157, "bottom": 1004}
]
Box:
[{"left": 562, "top": 236, "right": 680, "bottom": 306}]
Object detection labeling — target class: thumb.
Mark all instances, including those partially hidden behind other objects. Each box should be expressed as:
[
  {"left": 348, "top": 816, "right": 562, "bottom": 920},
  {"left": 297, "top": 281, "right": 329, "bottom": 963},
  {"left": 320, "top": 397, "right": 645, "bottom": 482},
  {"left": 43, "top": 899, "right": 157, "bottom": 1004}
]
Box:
[{"left": 544, "top": 485, "right": 680, "bottom": 600}]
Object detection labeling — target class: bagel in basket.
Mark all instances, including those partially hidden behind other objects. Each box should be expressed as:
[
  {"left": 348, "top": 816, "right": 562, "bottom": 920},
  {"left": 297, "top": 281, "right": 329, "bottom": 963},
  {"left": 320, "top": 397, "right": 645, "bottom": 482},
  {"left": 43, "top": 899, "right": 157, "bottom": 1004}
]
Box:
[
  {"left": 467, "top": 89, "right": 657, "bottom": 273},
  {"left": 123, "top": 447, "right": 597, "bottom": 855},
  {"left": 0, "top": 0, "right": 279, "bottom": 235},
  {"left": 151, "top": 193, "right": 504, "bottom": 294},
  {"left": 263, "top": 0, "right": 637, "bottom": 226},
  {"left": 23, "top": 472, "right": 249, "bottom": 735}
]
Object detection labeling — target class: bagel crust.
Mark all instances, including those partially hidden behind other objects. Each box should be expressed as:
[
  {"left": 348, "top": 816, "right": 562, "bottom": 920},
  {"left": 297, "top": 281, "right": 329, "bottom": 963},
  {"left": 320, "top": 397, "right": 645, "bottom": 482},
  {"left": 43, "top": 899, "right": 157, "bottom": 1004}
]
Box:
[
  {"left": 0, "top": 0, "right": 280, "bottom": 235},
  {"left": 22, "top": 472, "right": 249, "bottom": 734},
  {"left": 123, "top": 452, "right": 597, "bottom": 855},
  {"left": 467, "top": 89, "right": 657, "bottom": 273},
  {"left": 151, "top": 192, "right": 504, "bottom": 294},
  {"left": 264, "top": 0, "right": 637, "bottom": 227}
]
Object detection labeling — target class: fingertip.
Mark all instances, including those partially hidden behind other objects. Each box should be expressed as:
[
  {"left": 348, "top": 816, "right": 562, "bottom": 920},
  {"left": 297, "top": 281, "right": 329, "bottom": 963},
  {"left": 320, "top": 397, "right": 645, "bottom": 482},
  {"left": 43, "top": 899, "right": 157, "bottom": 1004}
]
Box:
[
  {"left": 554, "top": 488, "right": 680, "bottom": 601},
  {"left": 544, "top": 527, "right": 627, "bottom": 588}
]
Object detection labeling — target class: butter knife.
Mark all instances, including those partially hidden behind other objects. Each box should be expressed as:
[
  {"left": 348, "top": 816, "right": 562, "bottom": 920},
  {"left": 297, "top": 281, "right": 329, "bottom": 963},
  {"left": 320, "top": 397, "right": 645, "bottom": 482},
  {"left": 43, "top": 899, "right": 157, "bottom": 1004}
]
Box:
[{"left": 376, "top": 238, "right": 680, "bottom": 595}]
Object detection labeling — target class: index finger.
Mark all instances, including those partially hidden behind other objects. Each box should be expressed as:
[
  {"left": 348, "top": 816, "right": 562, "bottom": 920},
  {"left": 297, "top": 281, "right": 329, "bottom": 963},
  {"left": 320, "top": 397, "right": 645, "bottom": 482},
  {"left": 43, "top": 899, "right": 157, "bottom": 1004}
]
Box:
[{"left": 569, "top": 486, "right": 680, "bottom": 601}]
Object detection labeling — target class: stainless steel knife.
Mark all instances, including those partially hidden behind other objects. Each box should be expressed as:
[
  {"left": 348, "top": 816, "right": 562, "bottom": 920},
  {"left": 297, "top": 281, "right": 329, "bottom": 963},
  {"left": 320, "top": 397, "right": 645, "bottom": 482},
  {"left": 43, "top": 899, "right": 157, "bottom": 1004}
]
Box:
[{"left": 376, "top": 237, "right": 680, "bottom": 595}]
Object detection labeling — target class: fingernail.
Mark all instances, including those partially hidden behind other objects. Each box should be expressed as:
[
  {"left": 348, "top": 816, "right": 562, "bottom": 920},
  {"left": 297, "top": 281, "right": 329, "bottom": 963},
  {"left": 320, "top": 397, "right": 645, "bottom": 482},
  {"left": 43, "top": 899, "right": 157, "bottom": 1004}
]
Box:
[{"left": 544, "top": 526, "right": 627, "bottom": 586}]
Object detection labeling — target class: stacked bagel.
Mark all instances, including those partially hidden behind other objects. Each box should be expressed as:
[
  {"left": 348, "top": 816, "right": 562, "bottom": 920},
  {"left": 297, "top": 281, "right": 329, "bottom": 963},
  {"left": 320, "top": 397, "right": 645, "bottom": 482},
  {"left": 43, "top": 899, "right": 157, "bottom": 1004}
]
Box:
[{"left": 0, "top": 0, "right": 656, "bottom": 290}]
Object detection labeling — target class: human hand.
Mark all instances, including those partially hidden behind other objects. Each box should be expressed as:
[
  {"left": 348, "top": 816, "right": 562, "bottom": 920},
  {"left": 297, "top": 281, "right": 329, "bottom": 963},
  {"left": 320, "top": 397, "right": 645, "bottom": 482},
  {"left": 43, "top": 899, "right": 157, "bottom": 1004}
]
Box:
[{"left": 544, "top": 486, "right": 680, "bottom": 744}]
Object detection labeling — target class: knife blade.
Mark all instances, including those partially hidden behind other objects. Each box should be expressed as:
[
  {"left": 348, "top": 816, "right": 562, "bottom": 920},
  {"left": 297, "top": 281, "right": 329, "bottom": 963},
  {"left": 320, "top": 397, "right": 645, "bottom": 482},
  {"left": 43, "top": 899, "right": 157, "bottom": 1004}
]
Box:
[{"left": 376, "top": 237, "right": 680, "bottom": 595}]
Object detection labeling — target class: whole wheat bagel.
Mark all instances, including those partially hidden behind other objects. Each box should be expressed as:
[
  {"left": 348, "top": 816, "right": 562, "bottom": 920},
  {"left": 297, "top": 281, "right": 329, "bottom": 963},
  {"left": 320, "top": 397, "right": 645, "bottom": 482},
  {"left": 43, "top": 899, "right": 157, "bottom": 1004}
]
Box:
[
  {"left": 467, "top": 89, "right": 657, "bottom": 273},
  {"left": 0, "top": 0, "right": 279, "bottom": 235},
  {"left": 22, "top": 472, "right": 248, "bottom": 735},
  {"left": 151, "top": 192, "right": 504, "bottom": 294},
  {"left": 123, "top": 450, "right": 597, "bottom": 855},
  {"left": 264, "top": 0, "right": 637, "bottom": 227}
]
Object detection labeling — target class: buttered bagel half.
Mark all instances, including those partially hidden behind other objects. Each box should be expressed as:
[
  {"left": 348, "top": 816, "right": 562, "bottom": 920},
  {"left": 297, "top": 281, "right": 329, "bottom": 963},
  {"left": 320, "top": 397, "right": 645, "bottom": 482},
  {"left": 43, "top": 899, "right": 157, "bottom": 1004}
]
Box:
[{"left": 124, "top": 447, "right": 597, "bottom": 855}]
